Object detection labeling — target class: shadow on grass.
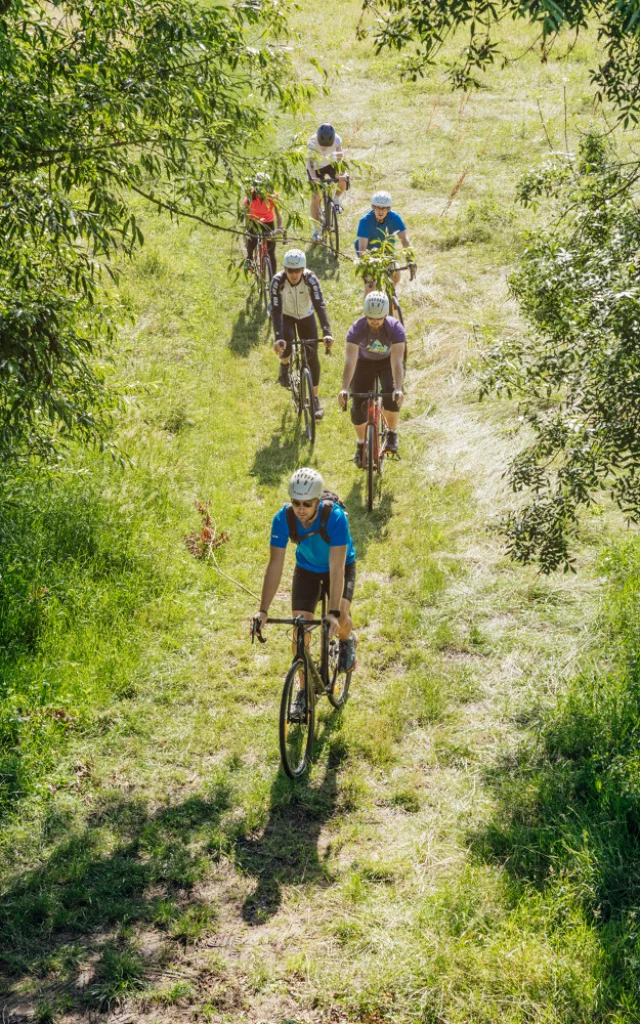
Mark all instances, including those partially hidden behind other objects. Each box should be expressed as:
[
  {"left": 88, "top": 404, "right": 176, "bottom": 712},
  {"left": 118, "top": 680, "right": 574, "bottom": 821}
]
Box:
[
  {"left": 305, "top": 243, "right": 342, "bottom": 282},
  {"left": 344, "top": 482, "right": 394, "bottom": 562},
  {"left": 249, "top": 407, "right": 308, "bottom": 486},
  {"left": 0, "top": 783, "right": 232, "bottom": 1011},
  {"left": 235, "top": 715, "right": 346, "bottom": 925},
  {"left": 228, "top": 291, "right": 269, "bottom": 357}
]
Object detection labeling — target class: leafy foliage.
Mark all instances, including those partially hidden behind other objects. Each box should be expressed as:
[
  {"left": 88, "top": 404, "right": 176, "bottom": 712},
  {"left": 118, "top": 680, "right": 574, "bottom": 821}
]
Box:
[
  {"left": 353, "top": 236, "right": 415, "bottom": 290},
  {"left": 480, "top": 132, "right": 640, "bottom": 571},
  {"left": 361, "top": 0, "right": 640, "bottom": 123},
  {"left": 0, "top": 0, "right": 311, "bottom": 461}
]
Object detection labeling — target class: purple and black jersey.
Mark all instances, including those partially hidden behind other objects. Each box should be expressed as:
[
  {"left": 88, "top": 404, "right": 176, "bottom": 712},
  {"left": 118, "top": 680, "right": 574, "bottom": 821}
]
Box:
[{"left": 346, "top": 315, "right": 406, "bottom": 361}]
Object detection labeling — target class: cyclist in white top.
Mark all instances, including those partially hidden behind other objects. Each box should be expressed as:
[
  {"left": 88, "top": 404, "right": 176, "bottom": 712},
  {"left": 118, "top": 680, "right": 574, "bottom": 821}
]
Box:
[{"left": 306, "top": 123, "right": 349, "bottom": 244}]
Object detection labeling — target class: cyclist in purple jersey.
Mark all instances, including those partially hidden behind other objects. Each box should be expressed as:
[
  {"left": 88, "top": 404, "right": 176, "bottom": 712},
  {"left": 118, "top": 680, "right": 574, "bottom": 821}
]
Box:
[{"left": 338, "top": 292, "right": 405, "bottom": 465}]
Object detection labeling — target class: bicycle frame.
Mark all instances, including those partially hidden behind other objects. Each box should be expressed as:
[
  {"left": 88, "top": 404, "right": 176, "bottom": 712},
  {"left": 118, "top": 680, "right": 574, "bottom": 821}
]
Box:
[{"left": 253, "top": 599, "right": 330, "bottom": 688}]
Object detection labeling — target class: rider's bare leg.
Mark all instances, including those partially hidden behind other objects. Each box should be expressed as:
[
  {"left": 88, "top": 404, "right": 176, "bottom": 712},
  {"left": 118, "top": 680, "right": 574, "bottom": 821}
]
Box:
[{"left": 310, "top": 190, "right": 321, "bottom": 227}]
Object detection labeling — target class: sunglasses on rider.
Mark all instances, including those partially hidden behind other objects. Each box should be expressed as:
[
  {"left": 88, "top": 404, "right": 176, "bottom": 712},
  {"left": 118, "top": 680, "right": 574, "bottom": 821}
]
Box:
[{"left": 291, "top": 499, "right": 316, "bottom": 508}]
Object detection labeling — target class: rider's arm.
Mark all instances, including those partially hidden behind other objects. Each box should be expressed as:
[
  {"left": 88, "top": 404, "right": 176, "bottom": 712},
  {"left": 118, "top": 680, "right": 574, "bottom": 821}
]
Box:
[
  {"left": 270, "top": 274, "right": 284, "bottom": 338},
  {"left": 307, "top": 272, "right": 331, "bottom": 336},
  {"left": 341, "top": 342, "right": 359, "bottom": 391},
  {"left": 398, "top": 229, "right": 410, "bottom": 248},
  {"left": 328, "top": 544, "right": 346, "bottom": 614},
  {"left": 258, "top": 546, "right": 287, "bottom": 617},
  {"left": 390, "top": 342, "right": 405, "bottom": 391},
  {"left": 357, "top": 237, "right": 368, "bottom": 256}
]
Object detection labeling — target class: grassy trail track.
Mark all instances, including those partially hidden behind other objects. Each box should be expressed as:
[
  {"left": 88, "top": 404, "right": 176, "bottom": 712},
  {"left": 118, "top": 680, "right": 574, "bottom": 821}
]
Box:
[{"left": 1, "top": 2, "right": 633, "bottom": 1022}]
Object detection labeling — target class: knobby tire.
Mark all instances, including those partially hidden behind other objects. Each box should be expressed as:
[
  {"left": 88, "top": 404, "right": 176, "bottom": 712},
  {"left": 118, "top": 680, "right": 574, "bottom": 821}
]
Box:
[
  {"left": 366, "top": 421, "right": 376, "bottom": 512},
  {"left": 279, "top": 658, "right": 314, "bottom": 778},
  {"left": 327, "top": 638, "right": 352, "bottom": 709},
  {"left": 301, "top": 366, "right": 315, "bottom": 445},
  {"left": 261, "top": 254, "right": 273, "bottom": 317}
]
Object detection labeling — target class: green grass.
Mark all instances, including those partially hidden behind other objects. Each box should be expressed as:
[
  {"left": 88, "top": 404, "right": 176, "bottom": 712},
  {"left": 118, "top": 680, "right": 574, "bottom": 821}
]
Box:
[{"left": 1, "top": 1, "right": 640, "bottom": 1021}]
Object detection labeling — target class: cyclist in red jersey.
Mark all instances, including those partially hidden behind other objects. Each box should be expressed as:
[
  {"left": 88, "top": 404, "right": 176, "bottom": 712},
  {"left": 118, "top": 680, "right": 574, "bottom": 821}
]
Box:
[{"left": 243, "top": 173, "right": 283, "bottom": 273}]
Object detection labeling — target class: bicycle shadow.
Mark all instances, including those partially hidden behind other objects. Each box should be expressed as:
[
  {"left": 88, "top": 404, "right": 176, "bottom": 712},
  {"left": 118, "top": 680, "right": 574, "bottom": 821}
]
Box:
[
  {"left": 249, "top": 408, "right": 312, "bottom": 486},
  {"left": 344, "top": 483, "right": 394, "bottom": 562},
  {"left": 228, "top": 292, "right": 270, "bottom": 357},
  {"left": 235, "top": 719, "right": 346, "bottom": 925}
]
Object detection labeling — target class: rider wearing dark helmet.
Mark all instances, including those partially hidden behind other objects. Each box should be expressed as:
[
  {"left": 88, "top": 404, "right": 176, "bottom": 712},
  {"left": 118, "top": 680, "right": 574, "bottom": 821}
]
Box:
[{"left": 306, "top": 122, "right": 349, "bottom": 243}]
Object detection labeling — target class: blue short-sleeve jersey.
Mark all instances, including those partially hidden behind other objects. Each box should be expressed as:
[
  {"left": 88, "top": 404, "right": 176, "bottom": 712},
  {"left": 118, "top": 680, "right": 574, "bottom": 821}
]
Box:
[
  {"left": 355, "top": 209, "right": 406, "bottom": 251},
  {"left": 270, "top": 501, "right": 357, "bottom": 573}
]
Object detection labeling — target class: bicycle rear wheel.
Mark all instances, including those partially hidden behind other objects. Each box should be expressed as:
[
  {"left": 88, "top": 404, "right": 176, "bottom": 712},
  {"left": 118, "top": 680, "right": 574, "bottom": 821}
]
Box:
[
  {"left": 327, "top": 638, "right": 352, "bottom": 708},
  {"left": 301, "top": 366, "right": 316, "bottom": 445},
  {"left": 366, "top": 421, "right": 376, "bottom": 512},
  {"left": 279, "top": 658, "right": 314, "bottom": 778}
]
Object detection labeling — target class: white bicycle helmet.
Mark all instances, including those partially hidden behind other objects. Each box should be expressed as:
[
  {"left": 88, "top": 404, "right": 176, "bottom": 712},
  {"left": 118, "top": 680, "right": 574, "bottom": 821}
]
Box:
[
  {"left": 283, "top": 248, "right": 306, "bottom": 270},
  {"left": 363, "top": 291, "right": 389, "bottom": 318},
  {"left": 371, "top": 190, "right": 392, "bottom": 208},
  {"left": 289, "top": 468, "right": 324, "bottom": 500}
]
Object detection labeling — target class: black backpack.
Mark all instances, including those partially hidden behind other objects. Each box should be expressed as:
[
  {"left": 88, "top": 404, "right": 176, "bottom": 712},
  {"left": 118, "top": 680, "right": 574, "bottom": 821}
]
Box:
[{"left": 285, "top": 490, "right": 347, "bottom": 545}]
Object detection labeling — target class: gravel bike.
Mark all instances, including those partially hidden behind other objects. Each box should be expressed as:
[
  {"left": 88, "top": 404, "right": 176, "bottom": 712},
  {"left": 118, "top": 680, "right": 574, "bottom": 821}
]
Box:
[
  {"left": 350, "top": 388, "right": 399, "bottom": 511},
  {"left": 317, "top": 175, "right": 341, "bottom": 260},
  {"left": 246, "top": 226, "right": 278, "bottom": 316},
  {"left": 251, "top": 592, "right": 353, "bottom": 778},
  {"left": 288, "top": 337, "right": 329, "bottom": 447}
]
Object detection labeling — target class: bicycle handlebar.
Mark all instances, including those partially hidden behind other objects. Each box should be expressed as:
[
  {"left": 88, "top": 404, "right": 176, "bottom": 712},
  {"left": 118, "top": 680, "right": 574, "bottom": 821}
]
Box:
[
  {"left": 348, "top": 391, "right": 397, "bottom": 397},
  {"left": 251, "top": 614, "right": 325, "bottom": 646}
]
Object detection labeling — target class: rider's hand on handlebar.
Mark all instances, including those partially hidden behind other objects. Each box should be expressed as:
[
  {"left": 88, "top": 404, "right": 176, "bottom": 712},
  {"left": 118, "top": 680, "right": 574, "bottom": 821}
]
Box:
[
  {"left": 338, "top": 389, "right": 349, "bottom": 410},
  {"left": 324, "top": 335, "right": 334, "bottom": 354},
  {"left": 392, "top": 389, "right": 404, "bottom": 408},
  {"left": 408, "top": 262, "right": 417, "bottom": 281},
  {"left": 323, "top": 612, "right": 340, "bottom": 640},
  {"left": 274, "top": 339, "right": 286, "bottom": 356}
]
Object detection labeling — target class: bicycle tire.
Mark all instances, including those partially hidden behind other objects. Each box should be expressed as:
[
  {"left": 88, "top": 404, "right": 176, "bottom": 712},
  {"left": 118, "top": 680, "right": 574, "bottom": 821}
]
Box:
[
  {"left": 301, "top": 366, "right": 316, "bottom": 445},
  {"left": 290, "top": 349, "right": 301, "bottom": 413},
  {"left": 329, "top": 202, "right": 339, "bottom": 259},
  {"left": 261, "top": 253, "right": 273, "bottom": 317},
  {"left": 279, "top": 657, "right": 314, "bottom": 778},
  {"left": 391, "top": 292, "right": 404, "bottom": 326},
  {"left": 366, "top": 421, "right": 376, "bottom": 512},
  {"left": 327, "top": 638, "right": 352, "bottom": 708}
]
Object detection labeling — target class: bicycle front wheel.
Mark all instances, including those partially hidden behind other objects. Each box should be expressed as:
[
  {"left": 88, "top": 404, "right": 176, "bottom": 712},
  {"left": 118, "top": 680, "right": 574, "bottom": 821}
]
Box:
[
  {"left": 301, "top": 366, "right": 316, "bottom": 445},
  {"left": 329, "top": 202, "right": 339, "bottom": 259},
  {"left": 261, "top": 254, "right": 273, "bottom": 317},
  {"left": 327, "top": 638, "right": 352, "bottom": 709},
  {"left": 279, "top": 658, "right": 314, "bottom": 779},
  {"left": 366, "top": 421, "right": 376, "bottom": 511}
]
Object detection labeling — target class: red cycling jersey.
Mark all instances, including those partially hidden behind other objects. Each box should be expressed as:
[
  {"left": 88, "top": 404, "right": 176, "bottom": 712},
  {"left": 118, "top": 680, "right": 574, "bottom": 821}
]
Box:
[{"left": 244, "top": 194, "right": 277, "bottom": 224}]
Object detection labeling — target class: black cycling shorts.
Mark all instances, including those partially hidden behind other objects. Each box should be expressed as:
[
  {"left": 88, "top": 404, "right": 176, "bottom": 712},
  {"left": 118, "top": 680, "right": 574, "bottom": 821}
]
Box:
[
  {"left": 292, "top": 561, "right": 356, "bottom": 613},
  {"left": 350, "top": 357, "right": 400, "bottom": 425},
  {"left": 308, "top": 163, "right": 338, "bottom": 185}
]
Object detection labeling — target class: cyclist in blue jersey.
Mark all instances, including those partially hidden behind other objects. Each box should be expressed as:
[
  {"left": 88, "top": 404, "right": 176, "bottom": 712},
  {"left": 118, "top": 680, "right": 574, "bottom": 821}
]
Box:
[
  {"left": 355, "top": 190, "right": 415, "bottom": 294},
  {"left": 254, "top": 469, "right": 357, "bottom": 683}
]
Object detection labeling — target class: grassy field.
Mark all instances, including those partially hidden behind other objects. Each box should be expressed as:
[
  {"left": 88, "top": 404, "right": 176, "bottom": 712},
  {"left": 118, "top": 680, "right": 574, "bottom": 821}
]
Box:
[{"left": 2, "top": 2, "right": 640, "bottom": 1022}]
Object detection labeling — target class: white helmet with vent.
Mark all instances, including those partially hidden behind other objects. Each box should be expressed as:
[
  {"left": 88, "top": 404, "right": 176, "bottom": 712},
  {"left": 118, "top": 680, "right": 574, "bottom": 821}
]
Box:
[
  {"left": 289, "top": 468, "right": 324, "bottom": 500},
  {"left": 363, "top": 291, "right": 389, "bottom": 318},
  {"left": 371, "top": 190, "right": 392, "bottom": 208},
  {"left": 283, "top": 248, "right": 306, "bottom": 269}
]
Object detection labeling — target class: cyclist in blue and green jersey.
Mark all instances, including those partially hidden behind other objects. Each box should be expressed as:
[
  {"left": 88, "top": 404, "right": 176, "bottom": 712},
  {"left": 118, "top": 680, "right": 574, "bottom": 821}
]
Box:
[{"left": 355, "top": 190, "right": 415, "bottom": 294}]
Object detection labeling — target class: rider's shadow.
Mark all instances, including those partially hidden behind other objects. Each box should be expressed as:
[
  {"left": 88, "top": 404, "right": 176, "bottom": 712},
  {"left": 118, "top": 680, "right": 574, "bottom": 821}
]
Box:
[
  {"left": 249, "top": 408, "right": 312, "bottom": 486},
  {"left": 235, "top": 731, "right": 346, "bottom": 925},
  {"left": 305, "top": 244, "right": 342, "bottom": 281},
  {"left": 344, "top": 484, "right": 394, "bottom": 561},
  {"left": 228, "top": 293, "right": 270, "bottom": 357}
]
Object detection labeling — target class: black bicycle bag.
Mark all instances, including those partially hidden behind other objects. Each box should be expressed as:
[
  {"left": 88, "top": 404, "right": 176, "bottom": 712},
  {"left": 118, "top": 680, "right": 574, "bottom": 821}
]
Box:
[{"left": 285, "top": 490, "right": 347, "bottom": 545}]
